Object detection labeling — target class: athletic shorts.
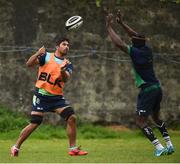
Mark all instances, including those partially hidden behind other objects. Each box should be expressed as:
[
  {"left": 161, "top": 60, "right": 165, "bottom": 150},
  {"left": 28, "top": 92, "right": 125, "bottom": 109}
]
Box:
[
  {"left": 136, "top": 87, "right": 162, "bottom": 117},
  {"left": 32, "top": 92, "right": 71, "bottom": 112}
]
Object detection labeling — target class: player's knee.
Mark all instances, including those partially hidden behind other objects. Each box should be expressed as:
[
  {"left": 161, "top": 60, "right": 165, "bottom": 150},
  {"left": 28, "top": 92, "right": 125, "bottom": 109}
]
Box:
[
  {"left": 136, "top": 116, "right": 147, "bottom": 128},
  {"left": 60, "top": 107, "right": 75, "bottom": 121},
  {"left": 152, "top": 115, "right": 162, "bottom": 125},
  {"left": 30, "top": 114, "right": 43, "bottom": 125},
  {"left": 136, "top": 120, "right": 142, "bottom": 128},
  {"left": 67, "top": 114, "right": 76, "bottom": 123},
  {"left": 154, "top": 119, "right": 163, "bottom": 127}
]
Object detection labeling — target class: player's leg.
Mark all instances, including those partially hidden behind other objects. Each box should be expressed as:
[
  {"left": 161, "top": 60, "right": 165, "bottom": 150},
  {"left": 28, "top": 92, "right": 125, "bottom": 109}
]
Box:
[
  {"left": 152, "top": 89, "right": 174, "bottom": 154},
  {"left": 136, "top": 89, "right": 167, "bottom": 156},
  {"left": 55, "top": 106, "right": 88, "bottom": 156},
  {"left": 15, "top": 111, "right": 43, "bottom": 148},
  {"left": 11, "top": 111, "right": 43, "bottom": 157},
  {"left": 59, "top": 107, "right": 77, "bottom": 147},
  {"left": 136, "top": 115, "right": 163, "bottom": 150},
  {"left": 11, "top": 93, "right": 45, "bottom": 157}
]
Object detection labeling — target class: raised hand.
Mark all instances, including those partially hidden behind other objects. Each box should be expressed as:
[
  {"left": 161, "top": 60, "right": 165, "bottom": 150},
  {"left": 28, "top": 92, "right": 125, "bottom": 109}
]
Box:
[
  {"left": 37, "top": 46, "right": 46, "bottom": 56},
  {"left": 106, "top": 13, "right": 114, "bottom": 27},
  {"left": 26, "top": 46, "right": 46, "bottom": 67},
  {"left": 60, "top": 59, "right": 70, "bottom": 72},
  {"left": 116, "top": 9, "right": 123, "bottom": 24}
]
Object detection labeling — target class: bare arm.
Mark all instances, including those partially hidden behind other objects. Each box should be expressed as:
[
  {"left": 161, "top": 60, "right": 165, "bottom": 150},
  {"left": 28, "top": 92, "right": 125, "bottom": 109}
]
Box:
[
  {"left": 61, "top": 70, "right": 71, "bottom": 83},
  {"left": 116, "top": 9, "right": 138, "bottom": 37},
  {"left": 60, "top": 60, "right": 71, "bottom": 83},
  {"left": 106, "top": 13, "right": 128, "bottom": 54},
  {"left": 26, "top": 46, "right": 46, "bottom": 67}
]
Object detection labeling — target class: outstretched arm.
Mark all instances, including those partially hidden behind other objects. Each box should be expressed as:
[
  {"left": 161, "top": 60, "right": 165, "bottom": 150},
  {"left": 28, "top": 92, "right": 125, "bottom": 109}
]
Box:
[
  {"left": 106, "top": 13, "right": 128, "bottom": 54},
  {"left": 26, "top": 46, "right": 46, "bottom": 67},
  {"left": 116, "top": 9, "right": 138, "bottom": 37}
]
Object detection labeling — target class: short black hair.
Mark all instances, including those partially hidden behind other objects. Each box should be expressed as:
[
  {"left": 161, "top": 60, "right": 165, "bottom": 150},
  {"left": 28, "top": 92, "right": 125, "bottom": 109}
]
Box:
[
  {"left": 134, "top": 33, "right": 145, "bottom": 39},
  {"left": 55, "top": 37, "right": 70, "bottom": 46},
  {"left": 131, "top": 33, "right": 146, "bottom": 48}
]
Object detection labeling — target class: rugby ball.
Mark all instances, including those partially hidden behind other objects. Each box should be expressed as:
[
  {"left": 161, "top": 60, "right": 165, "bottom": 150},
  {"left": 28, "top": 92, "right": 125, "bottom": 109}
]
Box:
[{"left": 65, "top": 16, "right": 83, "bottom": 30}]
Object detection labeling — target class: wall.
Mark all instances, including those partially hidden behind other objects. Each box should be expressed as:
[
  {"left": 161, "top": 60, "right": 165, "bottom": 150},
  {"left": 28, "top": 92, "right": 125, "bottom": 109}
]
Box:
[{"left": 0, "top": 0, "right": 180, "bottom": 126}]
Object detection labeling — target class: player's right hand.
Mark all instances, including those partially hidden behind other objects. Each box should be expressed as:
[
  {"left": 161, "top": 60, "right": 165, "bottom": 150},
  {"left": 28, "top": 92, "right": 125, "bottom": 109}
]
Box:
[{"left": 37, "top": 46, "right": 46, "bottom": 56}]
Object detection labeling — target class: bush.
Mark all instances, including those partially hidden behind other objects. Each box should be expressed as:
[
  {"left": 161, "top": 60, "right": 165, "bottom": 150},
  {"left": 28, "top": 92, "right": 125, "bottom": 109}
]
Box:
[{"left": 0, "top": 106, "right": 28, "bottom": 132}]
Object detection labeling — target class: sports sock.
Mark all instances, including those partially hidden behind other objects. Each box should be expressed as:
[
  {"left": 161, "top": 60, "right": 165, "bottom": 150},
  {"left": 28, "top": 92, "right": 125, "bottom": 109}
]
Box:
[
  {"left": 141, "top": 126, "right": 157, "bottom": 142},
  {"left": 69, "top": 146, "right": 77, "bottom": 150},
  {"left": 13, "top": 145, "right": 20, "bottom": 150},
  {"left": 156, "top": 121, "right": 169, "bottom": 137},
  {"left": 152, "top": 139, "right": 164, "bottom": 150},
  {"left": 164, "top": 136, "right": 173, "bottom": 147},
  {"left": 156, "top": 121, "right": 173, "bottom": 147},
  {"left": 141, "top": 126, "right": 163, "bottom": 150}
]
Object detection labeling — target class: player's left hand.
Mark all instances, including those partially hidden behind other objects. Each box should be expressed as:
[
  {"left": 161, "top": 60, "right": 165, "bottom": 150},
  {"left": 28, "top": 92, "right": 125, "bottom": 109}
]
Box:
[
  {"left": 60, "top": 59, "right": 70, "bottom": 72},
  {"left": 106, "top": 13, "right": 114, "bottom": 27}
]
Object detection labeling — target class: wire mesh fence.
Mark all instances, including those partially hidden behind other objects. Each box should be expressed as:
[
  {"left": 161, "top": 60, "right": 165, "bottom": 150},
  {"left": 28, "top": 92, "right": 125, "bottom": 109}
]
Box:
[{"left": 0, "top": 46, "right": 179, "bottom": 125}]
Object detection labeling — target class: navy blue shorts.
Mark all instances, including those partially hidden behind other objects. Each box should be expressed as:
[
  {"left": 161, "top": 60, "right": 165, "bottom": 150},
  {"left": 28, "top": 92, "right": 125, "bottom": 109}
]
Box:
[
  {"left": 136, "top": 87, "right": 162, "bottom": 117},
  {"left": 32, "top": 92, "right": 71, "bottom": 112}
]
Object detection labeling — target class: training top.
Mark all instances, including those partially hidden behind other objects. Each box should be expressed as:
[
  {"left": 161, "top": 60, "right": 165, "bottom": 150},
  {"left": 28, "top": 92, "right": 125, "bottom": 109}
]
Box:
[
  {"left": 127, "top": 45, "right": 159, "bottom": 88},
  {"left": 35, "top": 52, "right": 73, "bottom": 96}
]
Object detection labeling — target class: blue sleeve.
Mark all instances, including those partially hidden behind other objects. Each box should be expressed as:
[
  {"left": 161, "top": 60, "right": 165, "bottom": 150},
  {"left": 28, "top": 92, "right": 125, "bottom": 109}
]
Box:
[
  {"left": 66, "top": 63, "right": 73, "bottom": 74},
  {"left": 38, "top": 53, "right": 46, "bottom": 66}
]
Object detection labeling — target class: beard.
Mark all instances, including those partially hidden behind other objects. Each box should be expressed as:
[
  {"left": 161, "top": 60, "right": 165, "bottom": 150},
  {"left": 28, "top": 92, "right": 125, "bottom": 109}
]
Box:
[{"left": 60, "top": 50, "right": 68, "bottom": 56}]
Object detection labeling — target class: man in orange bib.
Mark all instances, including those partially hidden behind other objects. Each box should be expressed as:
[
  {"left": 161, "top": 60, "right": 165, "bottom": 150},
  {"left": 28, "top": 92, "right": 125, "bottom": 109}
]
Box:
[{"left": 11, "top": 37, "right": 88, "bottom": 157}]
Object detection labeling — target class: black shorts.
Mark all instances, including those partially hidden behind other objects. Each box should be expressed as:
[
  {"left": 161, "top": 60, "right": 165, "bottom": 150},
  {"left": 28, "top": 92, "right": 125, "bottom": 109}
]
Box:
[
  {"left": 136, "top": 87, "right": 162, "bottom": 117},
  {"left": 32, "top": 92, "right": 71, "bottom": 112}
]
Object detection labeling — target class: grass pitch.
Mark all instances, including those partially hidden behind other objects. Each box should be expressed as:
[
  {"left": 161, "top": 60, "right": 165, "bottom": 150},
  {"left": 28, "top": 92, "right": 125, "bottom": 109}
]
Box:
[
  {"left": 1, "top": 106, "right": 179, "bottom": 162},
  {"left": 1, "top": 131, "right": 179, "bottom": 163}
]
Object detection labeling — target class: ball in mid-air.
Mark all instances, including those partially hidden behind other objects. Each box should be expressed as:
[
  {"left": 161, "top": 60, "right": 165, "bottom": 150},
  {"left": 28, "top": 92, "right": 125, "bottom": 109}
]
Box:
[{"left": 65, "top": 16, "right": 83, "bottom": 30}]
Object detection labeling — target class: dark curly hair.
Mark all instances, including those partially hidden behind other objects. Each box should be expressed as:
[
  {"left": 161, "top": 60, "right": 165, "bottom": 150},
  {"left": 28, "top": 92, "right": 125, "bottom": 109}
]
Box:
[{"left": 55, "top": 37, "right": 70, "bottom": 46}]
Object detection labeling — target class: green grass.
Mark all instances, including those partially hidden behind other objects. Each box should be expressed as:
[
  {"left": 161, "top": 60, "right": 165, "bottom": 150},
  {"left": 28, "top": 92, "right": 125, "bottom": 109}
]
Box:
[
  {"left": 1, "top": 135, "right": 180, "bottom": 163},
  {"left": 0, "top": 106, "right": 180, "bottom": 162},
  {"left": 0, "top": 107, "right": 27, "bottom": 132}
]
